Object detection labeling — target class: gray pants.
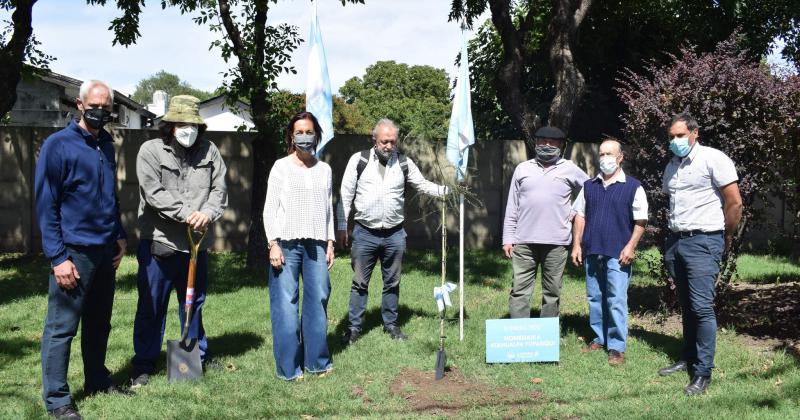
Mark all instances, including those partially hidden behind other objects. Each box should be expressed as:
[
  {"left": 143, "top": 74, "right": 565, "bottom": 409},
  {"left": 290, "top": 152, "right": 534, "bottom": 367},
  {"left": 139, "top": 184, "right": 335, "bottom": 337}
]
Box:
[{"left": 509, "top": 244, "right": 568, "bottom": 318}]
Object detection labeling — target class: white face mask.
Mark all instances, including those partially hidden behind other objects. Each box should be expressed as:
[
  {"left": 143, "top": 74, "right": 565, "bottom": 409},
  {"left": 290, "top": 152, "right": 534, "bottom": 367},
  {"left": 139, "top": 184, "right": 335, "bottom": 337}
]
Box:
[
  {"left": 174, "top": 125, "right": 199, "bottom": 148},
  {"left": 599, "top": 155, "right": 619, "bottom": 175}
]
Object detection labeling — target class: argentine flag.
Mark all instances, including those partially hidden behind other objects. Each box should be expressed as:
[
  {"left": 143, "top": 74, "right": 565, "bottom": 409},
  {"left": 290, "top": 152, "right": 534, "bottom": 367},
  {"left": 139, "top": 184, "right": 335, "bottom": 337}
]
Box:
[
  {"left": 306, "top": 0, "right": 334, "bottom": 157},
  {"left": 446, "top": 31, "right": 475, "bottom": 181}
]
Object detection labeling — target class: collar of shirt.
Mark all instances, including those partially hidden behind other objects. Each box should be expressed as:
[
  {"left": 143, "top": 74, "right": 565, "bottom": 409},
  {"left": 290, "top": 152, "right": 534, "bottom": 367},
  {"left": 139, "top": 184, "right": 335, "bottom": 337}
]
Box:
[
  {"left": 533, "top": 157, "right": 566, "bottom": 169},
  {"left": 370, "top": 148, "right": 398, "bottom": 165},
  {"left": 68, "top": 119, "right": 112, "bottom": 146},
  {"left": 672, "top": 142, "right": 702, "bottom": 165},
  {"left": 593, "top": 169, "right": 627, "bottom": 187}
]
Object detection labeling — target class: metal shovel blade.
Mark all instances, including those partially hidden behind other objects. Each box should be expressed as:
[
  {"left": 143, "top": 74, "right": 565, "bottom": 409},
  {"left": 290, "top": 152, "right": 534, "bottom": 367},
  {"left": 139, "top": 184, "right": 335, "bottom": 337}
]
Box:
[
  {"left": 435, "top": 349, "right": 446, "bottom": 380},
  {"left": 167, "top": 338, "right": 202, "bottom": 383}
]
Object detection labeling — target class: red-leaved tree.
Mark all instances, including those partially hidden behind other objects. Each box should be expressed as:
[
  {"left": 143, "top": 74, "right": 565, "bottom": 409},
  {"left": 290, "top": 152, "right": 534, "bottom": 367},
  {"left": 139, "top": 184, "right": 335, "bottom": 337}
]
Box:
[{"left": 616, "top": 36, "right": 800, "bottom": 286}]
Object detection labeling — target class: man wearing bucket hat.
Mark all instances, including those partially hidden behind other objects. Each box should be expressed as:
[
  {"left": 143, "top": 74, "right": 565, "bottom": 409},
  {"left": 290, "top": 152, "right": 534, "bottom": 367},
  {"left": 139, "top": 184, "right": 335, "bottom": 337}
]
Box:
[
  {"left": 130, "top": 95, "right": 228, "bottom": 388},
  {"left": 502, "top": 126, "right": 589, "bottom": 319}
]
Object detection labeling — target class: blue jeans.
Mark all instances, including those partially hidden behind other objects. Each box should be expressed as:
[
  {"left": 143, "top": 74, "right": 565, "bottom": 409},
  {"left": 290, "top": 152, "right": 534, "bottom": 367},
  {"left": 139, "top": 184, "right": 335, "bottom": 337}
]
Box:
[
  {"left": 132, "top": 240, "right": 208, "bottom": 375},
  {"left": 41, "top": 244, "right": 116, "bottom": 411},
  {"left": 585, "top": 255, "right": 631, "bottom": 352},
  {"left": 347, "top": 223, "right": 406, "bottom": 332},
  {"left": 664, "top": 232, "right": 724, "bottom": 377},
  {"left": 268, "top": 239, "right": 332, "bottom": 380}
]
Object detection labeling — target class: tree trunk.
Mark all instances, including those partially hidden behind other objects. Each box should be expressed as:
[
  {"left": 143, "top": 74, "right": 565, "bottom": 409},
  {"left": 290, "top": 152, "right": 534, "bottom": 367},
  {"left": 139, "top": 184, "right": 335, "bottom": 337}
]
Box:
[
  {"left": 246, "top": 131, "right": 278, "bottom": 268},
  {"left": 0, "top": 0, "right": 36, "bottom": 119},
  {"left": 547, "top": 0, "right": 592, "bottom": 133},
  {"left": 487, "top": 0, "right": 541, "bottom": 158}
]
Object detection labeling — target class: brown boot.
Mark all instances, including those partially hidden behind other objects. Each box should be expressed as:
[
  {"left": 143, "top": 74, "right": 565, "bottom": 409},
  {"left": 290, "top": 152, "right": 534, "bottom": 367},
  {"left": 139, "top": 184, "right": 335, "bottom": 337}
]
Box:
[
  {"left": 582, "top": 341, "right": 604, "bottom": 353},
  {"left": 608, "top": 350, "right": 625, "bottom": 366}
]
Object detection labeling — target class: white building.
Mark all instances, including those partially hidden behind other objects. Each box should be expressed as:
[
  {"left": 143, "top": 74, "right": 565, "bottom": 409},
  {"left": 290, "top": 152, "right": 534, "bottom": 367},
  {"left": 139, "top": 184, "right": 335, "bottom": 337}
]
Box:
[
  {"left": 197, "top": 95, "right": 254, "bottom": 131},
  {"left": 150, "top": 93, "right": 255, "bottom": 132}
]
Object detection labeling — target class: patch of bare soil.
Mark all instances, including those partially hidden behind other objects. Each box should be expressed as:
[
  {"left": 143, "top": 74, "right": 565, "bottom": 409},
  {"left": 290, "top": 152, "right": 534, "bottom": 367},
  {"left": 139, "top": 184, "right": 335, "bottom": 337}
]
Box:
[
  {"left": 389, "top": 367, "right": 544, "bottom": 418},
  {"left": 630, "top": 281, "right": 800, "bottom": 355},
  {"left": 717, "top": 281, "right": 800, "bottom": 354}
]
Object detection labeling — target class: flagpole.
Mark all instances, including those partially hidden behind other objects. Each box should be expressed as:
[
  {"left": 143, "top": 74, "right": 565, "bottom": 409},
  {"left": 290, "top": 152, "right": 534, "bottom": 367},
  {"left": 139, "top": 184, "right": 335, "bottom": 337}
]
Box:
[{"left": 459, "top": 192, "right": 464, "bottom": 341}]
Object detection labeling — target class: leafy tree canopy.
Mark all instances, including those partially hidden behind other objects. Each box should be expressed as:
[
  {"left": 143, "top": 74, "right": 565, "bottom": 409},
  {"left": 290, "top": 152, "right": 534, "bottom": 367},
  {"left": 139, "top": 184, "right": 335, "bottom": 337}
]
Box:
[
  {"left": 131, "top": 70, "right": 212, "bottom": 104},
  {"left": 460, "top": 0, "right": 800, "bottom": 142},
  {"left": 339, "top": 60, "right": 451, "bottom": 139},
  {"left": 617, "top": 35, "right": 800, "bottom": 283}
]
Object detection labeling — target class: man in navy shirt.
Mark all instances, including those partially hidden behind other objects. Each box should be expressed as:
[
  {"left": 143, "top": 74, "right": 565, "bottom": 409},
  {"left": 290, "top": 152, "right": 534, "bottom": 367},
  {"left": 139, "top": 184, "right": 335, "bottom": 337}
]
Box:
[{"left": 35, "top": 79, "right": 128, "bottom": 419}]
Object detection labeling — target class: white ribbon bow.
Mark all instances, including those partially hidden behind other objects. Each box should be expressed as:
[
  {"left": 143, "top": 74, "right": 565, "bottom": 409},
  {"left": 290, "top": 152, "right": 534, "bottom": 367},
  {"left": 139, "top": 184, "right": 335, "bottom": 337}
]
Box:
[{"left": 433, "top": 282, "right": 458, "bottom": 312}]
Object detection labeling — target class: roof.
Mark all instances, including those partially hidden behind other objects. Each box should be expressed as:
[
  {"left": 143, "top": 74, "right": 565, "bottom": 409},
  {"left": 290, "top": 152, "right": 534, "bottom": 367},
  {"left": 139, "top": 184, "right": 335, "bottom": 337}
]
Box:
[
  {"left": 198, "top": 94, "right": 251, "bottom": 110},
  {"left": 38, "top": 70, "right": 156, "bottom": 118}
]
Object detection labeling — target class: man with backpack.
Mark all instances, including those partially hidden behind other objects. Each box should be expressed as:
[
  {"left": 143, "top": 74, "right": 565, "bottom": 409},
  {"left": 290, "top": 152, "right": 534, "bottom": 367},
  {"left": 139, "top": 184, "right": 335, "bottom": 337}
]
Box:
[{"left": 337, "top": 118, "right": 448, "bottom": 345}]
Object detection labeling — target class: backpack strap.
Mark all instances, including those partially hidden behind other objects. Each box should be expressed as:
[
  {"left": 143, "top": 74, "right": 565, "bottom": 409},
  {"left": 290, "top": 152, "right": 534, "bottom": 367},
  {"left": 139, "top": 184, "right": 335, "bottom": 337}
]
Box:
[
  {"left": 397, "top": 152, "right": 409, "bottom": 181},
  {"left": 355, "top": 149, "right": 370, "bottom": 182},
  {"left": 355, "top": 150, "right": 409, "bottom": 190}
]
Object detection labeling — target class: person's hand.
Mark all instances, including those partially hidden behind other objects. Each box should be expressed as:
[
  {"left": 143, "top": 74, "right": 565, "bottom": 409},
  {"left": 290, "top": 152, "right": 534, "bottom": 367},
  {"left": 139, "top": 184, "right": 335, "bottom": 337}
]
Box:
[
  {"left": 619, "top": 244, "right": 636, "bottom": 266},
  {"left": 571, "top": 245, "right": 583, "bottom": 267},
  {"left": 187, "top": 211, "right": 210, "bottom": 232},
  {"left": 502, "top": 244, "right": 514, "bottom": 259},
  {"left": 724, "top": 234, "right": 734, "bottom": 255},
  {"left": 336, "top": 230, "right": 349, "bottom": 249},
  {"left": 326, "top": 242, "right": 335, "bottom": 270},
  {"left": 53, "top": 259, "right": 80, "bottom": 290},
  {"left": 269, "top": 244, "right": 284, "bottom": 269},
  {"left": 112, "top": 239, "right": 126, "bottom": 269}
]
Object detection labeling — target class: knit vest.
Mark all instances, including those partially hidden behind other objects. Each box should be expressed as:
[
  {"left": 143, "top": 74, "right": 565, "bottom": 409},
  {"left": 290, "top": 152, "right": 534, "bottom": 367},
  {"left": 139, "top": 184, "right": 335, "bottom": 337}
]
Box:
[{"left": 582, "top": 175, "right": 641, "bottom": 258}]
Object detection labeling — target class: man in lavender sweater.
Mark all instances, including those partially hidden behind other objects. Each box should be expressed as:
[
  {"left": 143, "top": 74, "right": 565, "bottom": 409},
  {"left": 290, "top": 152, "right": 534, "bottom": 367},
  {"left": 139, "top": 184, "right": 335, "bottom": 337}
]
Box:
[{"left": 502, "top": 126, "right": 589, "bottom": 318}]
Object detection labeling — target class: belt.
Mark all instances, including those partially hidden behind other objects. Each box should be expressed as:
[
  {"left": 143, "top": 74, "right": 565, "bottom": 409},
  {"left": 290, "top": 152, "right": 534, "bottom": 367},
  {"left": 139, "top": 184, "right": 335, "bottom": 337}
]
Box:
[
  {"left": 356, "top": 222, "right": 403, "bottom": 235},
  {"left": 670, "top": 230, "right": 723, "bottom": 239}
]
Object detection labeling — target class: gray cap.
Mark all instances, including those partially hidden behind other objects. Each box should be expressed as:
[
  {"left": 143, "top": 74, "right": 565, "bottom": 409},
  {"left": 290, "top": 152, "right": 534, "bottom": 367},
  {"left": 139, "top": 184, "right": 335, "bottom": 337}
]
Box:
[{"left": 534, "top": 126, "right": 566, "bottom": 140}]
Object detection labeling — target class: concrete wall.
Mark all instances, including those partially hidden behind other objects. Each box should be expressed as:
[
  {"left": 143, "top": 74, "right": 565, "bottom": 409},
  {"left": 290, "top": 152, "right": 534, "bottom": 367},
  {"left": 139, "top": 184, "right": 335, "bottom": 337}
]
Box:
[{"left": 0, "top": 127, "right": 790, "bottom": 254}]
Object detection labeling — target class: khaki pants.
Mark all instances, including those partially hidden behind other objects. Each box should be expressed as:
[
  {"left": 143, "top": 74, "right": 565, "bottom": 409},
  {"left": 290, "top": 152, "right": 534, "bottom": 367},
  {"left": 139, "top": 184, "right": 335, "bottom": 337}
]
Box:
[{"left": 509, "top": 244, "right": 568, "bottom": 318}]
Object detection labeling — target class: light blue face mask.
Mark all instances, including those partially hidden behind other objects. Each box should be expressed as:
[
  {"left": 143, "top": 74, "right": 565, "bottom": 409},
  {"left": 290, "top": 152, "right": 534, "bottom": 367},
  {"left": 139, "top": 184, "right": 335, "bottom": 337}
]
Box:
[{"left": 669, "top": 136, "right": 691, "bottom": 157}]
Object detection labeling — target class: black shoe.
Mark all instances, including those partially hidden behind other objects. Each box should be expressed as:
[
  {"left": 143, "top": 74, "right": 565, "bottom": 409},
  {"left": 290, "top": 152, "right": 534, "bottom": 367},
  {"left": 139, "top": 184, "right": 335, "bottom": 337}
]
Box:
[
  {"left": 684, "top": 375, "right": 711, "bottom": 396},
  {"left": 48, "top": 404, "right": 82, "bottom": 420},
  {"left": 383, "top": 326, "right": 408, "bottom": 341},
  {"left": 342, "top": 329, "right": 361, "bottom": 346},
  {"left": 658, "top": 360, "right": 688, "bottom": 376},
  {"left": 87, "top": 384, "right": 133, "bottom": 397},
  {"left": 130, "top": 372, "right": 150, "bottom": 389}
]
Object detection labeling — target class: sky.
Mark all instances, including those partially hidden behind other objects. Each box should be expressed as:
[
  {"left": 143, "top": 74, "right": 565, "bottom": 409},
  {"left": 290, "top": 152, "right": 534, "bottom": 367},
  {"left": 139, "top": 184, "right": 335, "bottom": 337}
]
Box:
[{"left": 23, "top": 0, "right": 489, "bottom": 101}]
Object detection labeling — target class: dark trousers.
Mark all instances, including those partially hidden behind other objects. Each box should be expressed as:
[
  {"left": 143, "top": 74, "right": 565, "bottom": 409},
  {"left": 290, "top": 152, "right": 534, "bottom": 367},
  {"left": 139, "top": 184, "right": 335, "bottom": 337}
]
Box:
[
  {"left": 132, "top": 240, "right": 208, "bottom": 375},
  {"left": 41, "top": 244, "right": 116, "bottom": 411},
  {"left": 347, "top": 223, "right": 406, "bottom": 332},
  {"left": 664, "top": 232, "right": 724, "bottom": 377}
]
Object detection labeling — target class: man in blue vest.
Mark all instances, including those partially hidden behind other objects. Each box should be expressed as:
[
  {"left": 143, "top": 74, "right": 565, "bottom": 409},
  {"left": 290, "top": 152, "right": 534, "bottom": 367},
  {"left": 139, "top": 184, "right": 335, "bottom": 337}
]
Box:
[{"left": 571, "top": 138, "right": 648, "bottom": 366}]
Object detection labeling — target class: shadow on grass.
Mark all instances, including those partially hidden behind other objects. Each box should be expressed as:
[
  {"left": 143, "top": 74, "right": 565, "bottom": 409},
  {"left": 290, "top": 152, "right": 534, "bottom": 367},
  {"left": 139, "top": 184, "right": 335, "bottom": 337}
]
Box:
[
  {"left": 0, "top": 255, "right": 50, "bottom": 306},
  {"left": 0, "top": 336, "right": 38, "bottom": 359},
  {"left": 403, "top": 249, "right": 511, "bottom": 290},
  {"left": 327, "top": 304, "right": 428, "bottom": 357},
  {"left": 207, "top": 331, "right": 264, "bottom": 359}
]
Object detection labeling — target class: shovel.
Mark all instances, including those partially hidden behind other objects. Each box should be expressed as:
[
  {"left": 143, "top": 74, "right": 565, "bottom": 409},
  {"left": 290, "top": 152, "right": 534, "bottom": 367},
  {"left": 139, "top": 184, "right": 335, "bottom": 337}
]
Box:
[{"left": 167, "top": 225, "right": 206, "bottom": 383}]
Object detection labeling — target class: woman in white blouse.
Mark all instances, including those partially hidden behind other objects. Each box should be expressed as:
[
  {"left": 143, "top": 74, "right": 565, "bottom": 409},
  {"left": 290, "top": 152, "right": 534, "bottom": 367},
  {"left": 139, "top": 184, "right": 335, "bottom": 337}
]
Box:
[{"left": 263, "top": 111, "right": 335, "bottom": 381}]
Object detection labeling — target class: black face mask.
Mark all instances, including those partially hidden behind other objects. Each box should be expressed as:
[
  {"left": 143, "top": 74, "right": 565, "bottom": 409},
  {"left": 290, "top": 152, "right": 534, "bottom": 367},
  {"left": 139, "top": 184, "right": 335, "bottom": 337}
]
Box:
[{"left": 83, "top": 108, "right": 113, "bottom": 130}]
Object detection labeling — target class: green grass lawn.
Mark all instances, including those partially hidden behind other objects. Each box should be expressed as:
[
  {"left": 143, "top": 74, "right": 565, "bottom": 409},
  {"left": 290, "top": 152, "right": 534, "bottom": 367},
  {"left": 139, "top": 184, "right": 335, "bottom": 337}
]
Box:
[{"left": 1, "top": 249, "right": 798, "bottom": 419}]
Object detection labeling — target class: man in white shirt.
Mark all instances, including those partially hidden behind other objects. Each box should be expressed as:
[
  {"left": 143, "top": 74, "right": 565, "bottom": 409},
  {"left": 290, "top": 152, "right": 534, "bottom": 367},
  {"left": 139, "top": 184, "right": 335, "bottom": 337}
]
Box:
[
  {"left": 657, "top": 112, "right": 742, "bottom": 396},
  {"left": 337, "top": 119, "right": 448, "bottom": 345},
  {"left": 571, "top": 139, "right": 648, "bottom": 366}
]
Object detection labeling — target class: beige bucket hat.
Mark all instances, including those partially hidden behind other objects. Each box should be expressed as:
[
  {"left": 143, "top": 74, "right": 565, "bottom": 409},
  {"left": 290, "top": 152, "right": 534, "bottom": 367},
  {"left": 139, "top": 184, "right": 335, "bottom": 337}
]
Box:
[{"left": 162, "top": 95, "right": 205, "bottom": 125}]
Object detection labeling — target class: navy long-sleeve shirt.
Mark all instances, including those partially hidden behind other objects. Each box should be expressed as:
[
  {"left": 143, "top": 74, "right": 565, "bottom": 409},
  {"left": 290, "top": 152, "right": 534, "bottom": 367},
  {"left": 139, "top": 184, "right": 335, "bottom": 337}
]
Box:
[{"left": 34, "top": 120, "right": 126, "bottom": 266}]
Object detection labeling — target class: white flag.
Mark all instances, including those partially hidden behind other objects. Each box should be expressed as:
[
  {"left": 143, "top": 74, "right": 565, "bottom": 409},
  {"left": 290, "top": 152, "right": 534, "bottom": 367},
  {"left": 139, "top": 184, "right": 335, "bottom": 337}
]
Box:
[
  {"left": 305, "top": 0, "right": 334, "bottom": 156},
  {"left": 445, "top": 30, "right": 475, "bottom": 181}
]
